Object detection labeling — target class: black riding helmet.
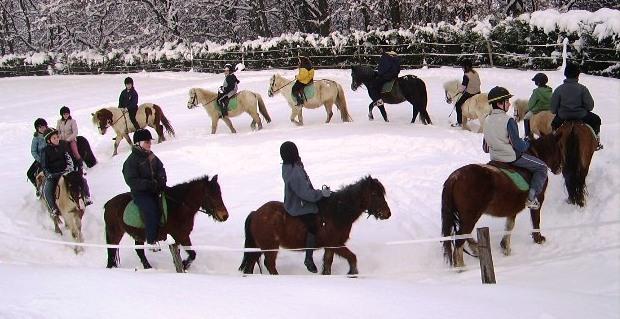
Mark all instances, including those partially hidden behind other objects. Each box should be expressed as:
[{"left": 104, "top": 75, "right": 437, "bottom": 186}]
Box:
[
  {"left": 34, "top": 118, "right": 48, "bottom": 129},
  {"left": 133, "top": 129, "right": 153, "bottom": 144},
  {"left": 124, "top": 77, "right": 134, "bottom": 85},
  {"left": 487, "top": 86, "right": 513, "bottom": 105},
  {"left": 224, "top": 64, "right": 234, "bottom": 72},
  {"left": 564, "top": 62, "right": 580, "bottom": 78},
  {"left": 461, "top": 59, "right": 473, "bottom": 71},
  {"left": 44, "top": 128, "right": 59, "bottom": 142},
  {"left": 280, "top": 141, "right": 300, "bottom": 165},
  {"left": 531, "top": 73, "right": 548, "bottom": 86},
  {"left": 59, "top": 106, "right": 70, "bottom": 116}
]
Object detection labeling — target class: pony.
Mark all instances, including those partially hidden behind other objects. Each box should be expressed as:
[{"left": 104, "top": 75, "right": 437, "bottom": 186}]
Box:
[
  {"left": 513, "top": 98, "right": 554, "bottom": 138},
  {"left": 36, "top": 171, "right": 86, "bottom": 254},
  {"left": 187, "top": 88, "right": 271, "bottom": 134},
  {"left": 91, "top": 103, "right": 175, "bottom": 156},
  {"left": 443, "top": 79, "right": 490, "bottom": 133},
  {"left": 76, "top": 136, "right": 97, "bottom": 168},
  {"left": 557, "top": 122, "right": 597, "bottom": 207},
  {"left": 239, "top": 176, "right": 391, "bottom": 275},
  {"left": 267, "top": 74, "right": 352, "bottom": 126},
  {"left": 441, "top": 132, "right": 565, "bottom": 268},
  {"left": 350, "top": 65, "right": 431, "bottom": 124},
  {"left": 104, "top": 175, "right": 228, "bottom": 270}
]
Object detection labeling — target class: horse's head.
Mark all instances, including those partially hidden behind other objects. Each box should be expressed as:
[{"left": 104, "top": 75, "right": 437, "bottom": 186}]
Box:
[
  {"left": 63, "top": 171, "right": 85, "bottom": 207},
  {"left": 513, "top": 98, "right": 529, "bottom": 122},
  {"left": 267, "top": 74, "right": 278, "bottom": 97},
  {"left": 530, "top": 132, "right": 564, "bottom": 175},
  {"left": 92, "top": 109, "right": 113, "bottom": 135},
  {"left": 443, "top": 80, "right": 461, "bottom": 104},
  {"left": 187, "top": 88, "right": 199, "bottom": 109},
  {"left": 350, "top": 66, "right": 374, "bottom": 91},
  {"left": 200, "top": 175, "right": 229, "bottom": 222},
  {"left": 361, "top": 176, "right": 391, "bottom": 220}
]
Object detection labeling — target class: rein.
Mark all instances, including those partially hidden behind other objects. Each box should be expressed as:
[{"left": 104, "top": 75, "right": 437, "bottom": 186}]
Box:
[
  {"left": 269, "top": 78, "right": 295, "bottom": 95},
  {"left": 164, "top": 191, "right": 213, "bottom": 215}
]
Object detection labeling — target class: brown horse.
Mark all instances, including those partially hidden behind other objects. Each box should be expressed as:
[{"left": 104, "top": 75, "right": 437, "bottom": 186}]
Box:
[
  {"left": 441, "top": 132, "right": 565, "bottom": 268},
  {"left": 104, "top": 175, "right": 229, "bottom": 270},
  {"left": 239, "top": 176, "right": 391, "bottom": 275},
  {"left": 557, "top": 121, "right": 597, "bottom": 207}
]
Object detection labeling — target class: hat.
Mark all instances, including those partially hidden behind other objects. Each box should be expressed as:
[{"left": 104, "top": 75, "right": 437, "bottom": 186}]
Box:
[
  {"left": 487, "top": 86, "right": 513, "bottom": 104},
  {"left": 124, "top": 77, "right": 134, "bottom": 85},
  {"left": 59, "top": 106, "right": 70, "bottom": 115},
  {"left": 280, "top": 141, "right": 300, "bottom": 165},
  {"left": 564, "top": 62, "right": 580, "bottom": 78},
  {"left": 531, "top": 73, "right": 548, "bottom": 86},
  {"left": 133, "top": 129, "right": 153, "bottom": 144},
  {"left": 34, "top": 118, "right": 47, "bottom": 129},
  {"left": 224, "top": 64, "right": 234, "bottom": 72},
  {"left": 44, "top": 128, "right": 59, "bottom": 142}
]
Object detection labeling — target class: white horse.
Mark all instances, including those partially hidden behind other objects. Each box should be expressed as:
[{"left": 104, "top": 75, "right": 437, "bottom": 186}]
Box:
[
  {"left": 443, "top": 80, "right": 490, "bottom": 133},
  {"left": 514, "top": 98, "right": 554, "bottom": 138},
  {"left": 91, "top": 103, "right": 175, "bottom": 155},
  {"left": 187, "top": 88, "right": 271, "bottom": 134},
  {"left": 268, "top": 74, "right": 352, "bottom": 126}
]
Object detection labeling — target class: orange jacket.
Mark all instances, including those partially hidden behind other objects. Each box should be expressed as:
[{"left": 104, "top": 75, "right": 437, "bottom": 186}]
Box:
[{"left": 297, "top": 67, "right": 314, "bottom": 84}]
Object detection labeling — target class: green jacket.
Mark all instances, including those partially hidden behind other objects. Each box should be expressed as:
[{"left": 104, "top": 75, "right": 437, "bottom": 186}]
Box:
[{"left": 528, "top": 86, "right": 552, "bottom": 114}]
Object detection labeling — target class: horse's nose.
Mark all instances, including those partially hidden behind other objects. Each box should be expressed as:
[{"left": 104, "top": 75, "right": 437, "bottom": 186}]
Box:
[
  {"left": 350, "top": 84, "right": 357, "bottom": 91},
  {"left": 267, "top": 91, "right": 273, "bottom": 97},
  {"left": 381, "top": 208, "right": 392, "bottom": 219},
  {"left": 218, "top": 210, "right": 229, "bottom": 222}
]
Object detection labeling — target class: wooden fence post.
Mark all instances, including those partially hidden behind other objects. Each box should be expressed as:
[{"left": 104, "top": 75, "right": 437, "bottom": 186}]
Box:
[
  {"left": 169, "top": 243, "right": 185, "bottom": 273},
  {"left": 477, "top": 227, "right": 496, "bottom": 284},
  {"left": 485, "top": 40, "right": 494, "bottom": 67}
]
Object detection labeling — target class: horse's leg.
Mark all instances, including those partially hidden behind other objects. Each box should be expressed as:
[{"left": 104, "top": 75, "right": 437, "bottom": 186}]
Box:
[
  {"left": 378, "top": 104, "right": 388, "bottom": 122},
  {"left": 174, "top": 235, "right": 197, "bottom": 270},
  {"left": 297, "top": 107, "right": 304, "bottom": 126},
  {"left": 210, "top": 117, "right": 219, "bottom": 134},
  {"left": 134, "top": 240, "right": 152, "bottom": 269},
  {"left": 222, "top": 117, "right": 237, "bottom": 134},
  {"left": 333, "top": 247, "right": 358, "bottom": 276},
  {"left": 113, "top": 134, "right": 122, "bottom": 156},
  {"left": 67, "top": 210, "right": 84, "bottom": 254},
  {"left": 368, "top": 102, "right": 375, "bottom": 120},
  {"left": 477, "top": 113, "right": 486, "bottom": 133},
  {"left": 500, "top": 216, "right": 516, "bottom": 256},
  {"left": 531, "top": 192, "right": 546, "bottom": 244},
  {"left": 105, "top": 219, "right": 124, "bottom": 268},
  {"left": 466, "top": 238, "right": 479, "bottom": 256},
  {"left": 462, "top": 116, "right": 470, "bottom": 131},
  {"left": 323, "top": 102, "right": 334, "bottom": 123},
  {"left": 321, "top": 248, "right": 335, "bottom": 275},
  {"left": 249, "top": 111, "right": 262, "bottom": 130},
  {"left": 263, "top": 251, "right": 279, "bottom": 275},
  {"left": 407, "top": 99, "right": 419, "bottom": 124}
]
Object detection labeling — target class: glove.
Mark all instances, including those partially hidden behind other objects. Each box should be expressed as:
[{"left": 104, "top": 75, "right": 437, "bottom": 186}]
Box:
[
  {"left": 218, "top": 87, "right": 224, "bottom": 94},
  {"left": 321, "top": 185, "right": 331, "bottom": 198}
]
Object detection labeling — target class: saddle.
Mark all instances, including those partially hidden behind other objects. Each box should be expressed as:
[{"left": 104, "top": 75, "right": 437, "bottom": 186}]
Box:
[
  {"left": 487, "top": 161, "right": 531, "bottom": 191},
  {"left": 291, "top": 83, "right": 316, "bottom": 102},
  {"left": 123, "top": 195, "right": 169, "bottom": 229},
  {"left": 217, "top": 95, "right": 239, "bottom": 111}
]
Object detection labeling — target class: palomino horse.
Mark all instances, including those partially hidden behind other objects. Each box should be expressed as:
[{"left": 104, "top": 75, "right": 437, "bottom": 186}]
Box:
[
  {"left": 36, "top": 171, "right": 86, "bottom": 254},
  {"left": 239, "top": 176, "right": 391, "bottom": 275},
  {"left": 104, "top": 175, "right": 229, "bottom": 270},
  {"left": 441, "top": 132, "right": 565, "bottom": 268},
  {"left": 350, "top": 65, "right": 431, "bottom": 124},
  {"left": 514, "top": 98, "right": 554, "bottom": 138},
  {"left": 557, "top": 122, "right": 597, "bottom": 207},
  {"left": 267, "top": 74, "right": 352, "bottom": 126},
  {"left": 187, "top": 88, "right": 271, "bottom": 134},
  {"left": 91, "top": 103, "right": 175, "bottom": 156},
  {"left": 443, "top": 79, "right": 490, "bottom": 133}
]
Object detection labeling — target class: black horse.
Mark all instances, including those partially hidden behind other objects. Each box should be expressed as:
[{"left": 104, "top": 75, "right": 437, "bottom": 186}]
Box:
[
  {"left": 76, "top": 136, "right": 97, "bottom": 168},
  {"left": 350, "top": 65, "right": 431, "bottom": 124}
]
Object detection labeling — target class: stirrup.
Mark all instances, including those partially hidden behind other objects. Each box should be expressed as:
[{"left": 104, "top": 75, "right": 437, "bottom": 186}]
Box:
[
  {"left": 451, "top": 123, "right": 462, "bottom": 128},
  {"left": 526, "top": 198, "right": 540, "bottom": 210}
]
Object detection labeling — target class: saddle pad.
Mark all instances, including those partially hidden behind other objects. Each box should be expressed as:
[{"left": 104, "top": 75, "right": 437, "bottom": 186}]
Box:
[
  {"left": 381, "top": 80, "right": 396, "bottom": 93},
  {"left": 290, "top": 84, "right": 316, "bottom": 101},
  {"left": 123, "top": 195, "right": 169, "bottom": 229},
  {"left": 217, "top": 96, "right": 238, "bottom": 111},
  {"left": 499, "top": 168, "right": 530, "bottom": 191}
]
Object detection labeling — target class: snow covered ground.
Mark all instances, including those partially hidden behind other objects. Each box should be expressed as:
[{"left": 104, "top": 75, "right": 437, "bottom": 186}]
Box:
[{"left": 0, "top": 68, "right": 618, "bottom": 318}]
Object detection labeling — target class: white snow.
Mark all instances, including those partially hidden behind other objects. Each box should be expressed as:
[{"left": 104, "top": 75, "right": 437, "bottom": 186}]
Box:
[{"left": 0, "top": 67, "right": 618, "bottom": 318}]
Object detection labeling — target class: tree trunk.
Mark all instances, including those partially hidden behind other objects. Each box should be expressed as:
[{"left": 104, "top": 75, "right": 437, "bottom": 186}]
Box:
[{"left": 388, "top": 0, "right": 401, "bottom": 29}]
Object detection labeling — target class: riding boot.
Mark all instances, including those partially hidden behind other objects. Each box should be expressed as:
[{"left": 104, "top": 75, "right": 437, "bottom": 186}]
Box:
[
  {"left": 219, "top": 98, "right": 229, "bottom": 118},
  {"left": 524, "top": 119, "right": 532, "bottom": 138},
  {"left": 596, "top": 134, "right": 603, "bottom": 151},
  {"left": 295, "top": 93, "right": 304, "bottom": 106},
  {"left": 304, "top": 232, "right": 318, "bottom": 273}
]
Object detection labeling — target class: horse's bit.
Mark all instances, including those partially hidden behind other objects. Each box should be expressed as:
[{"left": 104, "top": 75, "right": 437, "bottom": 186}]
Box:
[{"left": 187, "top": 92, "right": 198, "bottom": 109}]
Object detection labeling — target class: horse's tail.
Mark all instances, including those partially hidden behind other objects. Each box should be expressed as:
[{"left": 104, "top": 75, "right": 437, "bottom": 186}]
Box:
[
  {"left": 415, "top": 77, "right": 432, "bottom": 125},
  {"left": 152, "top": 104, "right": 176, "bottom": 137},
  {"left": 563, "top": 125, "right": 588, "bottom": 206},
  {"left": 255, "top": 93, "right": 272, "bottom": 123},
  {"left": 441, "top": 174, "right": 459, "bottom": 267},
  {"left": 239, "top": 211, "right": 261, "bottom": 274},
  {"left": 335, "top": 83, "right": 353, "bottom": 122},
  {"left": 76, "top": 136, "right": 97, "bottom": 168}
]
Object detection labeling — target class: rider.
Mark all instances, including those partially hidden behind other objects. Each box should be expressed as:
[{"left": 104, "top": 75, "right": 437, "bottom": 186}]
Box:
[
  {"left": 119, "top": 77, "right": 140, "bottom": 131},
  {"left": 123, "top": 129, "right": 167, "bottom": 250},
  {"left": 41, "top": 129, "right": 74, "bottom": 217},
  {"left": 292, "top": 56, "right": 314, "bottom": 106},
  {"left": 217, "top": 63, "right": 240, "bottom": 118},
  {"left": 280, "top": 141, "right": 331, "bottom": 273},
  {"left": 371, "top": 50, "right": 400, "bottom": 108},
  {"left": 525, "top": 73, "right": 552, "bottom": 137},
  {"left": 27, "top": 118, "right": 49, "bottom": 196},
  {"left": 452, "top": 60, "right": 481, "bottom": 128},
  {"left": 482, "top": 86, "right": 548, "bottom": 210},
  {"left": 550, "top": 62, "right": 603, "bottom": 150},
  {"left": 56, "top": 106, "right": 82, "bottom": 168}
]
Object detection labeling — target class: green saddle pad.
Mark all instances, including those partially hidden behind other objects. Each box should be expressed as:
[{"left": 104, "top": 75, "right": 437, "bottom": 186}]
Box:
[
  {"left": 290, "top": 84, "right": 316, "bottom": 101},
  {"left": 217, "top": 96, "right": 238, "bottom": 111},
  {"left": 123, "top": 195, "right": 169, "bottom": 229},
  {"left": 499, "top": 168, "right": 530, "bottom": 191},
  {"left": 381, "top": 80, "right": 396, "bottom": 93}
]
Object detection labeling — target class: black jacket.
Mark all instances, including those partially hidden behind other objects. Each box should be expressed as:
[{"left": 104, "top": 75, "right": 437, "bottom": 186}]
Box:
[
  {"left": 377, "top": 53, "right": 401, "bottom": 79},
  {"left": 41, "top": 141, "right": 73, "bottom": 176},
  {"left": 122, "top": 146, "right": 167, "bottom": 194},
  {"left": 221, "top": 74, "right": 240, "bottom": 95},
  {"left": 119, "top": 88, "right": 139, "bottom": 110}
]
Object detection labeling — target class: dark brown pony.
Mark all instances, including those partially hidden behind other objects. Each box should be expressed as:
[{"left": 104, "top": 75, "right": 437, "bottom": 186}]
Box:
[
  {"left": 239, "top": 176, "right": 391, "bottom": 275},
  {"left": 76, "top": 136, "right": 97, "bottom": 168},
  {"left": 104, "top": 175, "right": 228, "bottom": 270},
  {"left": 557, "top": 122, "right": 597, "bottom": 207},
  {"left": 441, "top": 132, "right": 565, "bottom": 268}
]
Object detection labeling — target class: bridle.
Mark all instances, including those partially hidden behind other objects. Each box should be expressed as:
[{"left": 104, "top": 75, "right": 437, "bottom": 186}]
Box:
[
  {"left": 187, "top": 91, "right": 198, "bottom": 109},
  {"left": 268, "top": 76, "right": 294, "bottom": 97}
]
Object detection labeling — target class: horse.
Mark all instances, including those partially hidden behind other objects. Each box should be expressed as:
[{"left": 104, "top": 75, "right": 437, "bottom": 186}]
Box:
[
  {"left": 350, "top": 65, "right": 431, "bottom": 124},
  {"left": 104, "top": 175, "right": 229, "bottom": 270},
  {"left": 91, "top": 103, "right": 175, "bottom": 156},
  {"left": 239, "top": 176, "right": 391, "bottom": 275},
  {"left": 267, "top": 74, "right": 352, "bottom": 126},
  {"left": 513, "top": 98, "right": 554, "bottom": 138},
  {"left": 441, "top": 132, "right": 565, "bottom": 268},
  {"left": 187, "top": 88, "right": 272, "bottom": 134},
  {"left": 443, "top": 79, "right": 490, "bottom": 133},
  {"left": 76, "top": 136, "right": 97, "bottom": 168},
  {"left": 557, "top": 122, "right": 597, "bottom": 207},
  {"left": 36, "top": 171, "right": 86, "bottom": 254}
]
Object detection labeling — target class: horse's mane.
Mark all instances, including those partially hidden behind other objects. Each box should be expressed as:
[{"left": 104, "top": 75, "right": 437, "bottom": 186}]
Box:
[
  {"left": 351, "top": 65, "right": 375, "bottom": 80},
  {"left": 92, "top": 108, "right": 113, "bottom": 125},
  {"left": 168, "top": 175, "right": 215, "bottom": 196},
  {"left": 513, "top": 99, "right": 529, "bottom": 122},
  {"left": 64, "top": 171, "right": 84, "bottom": 195},
  {"left": 192, "top": 87, "right": 217, "bottom": 99},
  {"left": 321, "top": 175, "right": 385, "bottom": 224},
  {"left": 443, "top": 79, "right": 460, "bottom": 92}
]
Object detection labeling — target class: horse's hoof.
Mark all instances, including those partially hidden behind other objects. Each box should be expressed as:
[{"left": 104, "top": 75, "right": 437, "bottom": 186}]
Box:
[
  {"left": 304, "top": 260, "right": 318, "bottom": 273},
  {"left": 532, "top": 233, "right": 546, "bottom": 244},
  {"left": 143, "top": 263, "right": 152, "bottom": 270},
  {"left": 182, "top": 259, "right": 193, "bottom": 270},
  {"left": 502, "top": 247, "right": 512, "bottom": 256},
  {"left": 321, "top": 269, "right": 331, "bottom": 275},
  {"left": 368, "top": 113, "right": 374, "bottom": 120}
]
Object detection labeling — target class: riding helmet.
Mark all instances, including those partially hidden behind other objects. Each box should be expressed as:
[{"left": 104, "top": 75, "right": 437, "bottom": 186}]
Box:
[
  {"left": 124, "top": 77, "right": 134, "bottom": 85},
  {"left": 280, "top": 141, "right": 300, "bottom": 165},
  {"left": 461, "top": 59, "right": 473, "bottom": 70},
  {"left": 59, "top": 106, "right": 70, "bottom": 116},
  {"left": 34, "top": 118, "right": 48, "bottom": 129},
  {"left": 133, "top": 129, "right": 153, "bottom": 144},
  {"left": 564, "top": 62, "right": 580, "bottom": 78},
  {"left": 224, "top": 64, "right": 234, "bottom": 72},
  {"left": 531, "top": 73, "right": 548, "bottom": 86},
  {"left": 487, "top": 86, "right": 513, "bottom": 104},
  {"left": 44, "top": 128, "right": 59, "bottom": 142}
]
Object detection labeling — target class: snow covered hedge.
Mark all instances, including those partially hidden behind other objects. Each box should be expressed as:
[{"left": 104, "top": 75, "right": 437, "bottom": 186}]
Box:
[{"left": 1, "top": 9, "right": 618, "bottom": 78}]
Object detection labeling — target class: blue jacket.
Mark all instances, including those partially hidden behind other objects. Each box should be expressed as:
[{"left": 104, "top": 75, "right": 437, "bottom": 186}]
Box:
[
  {"left": 31, "top": 132, "right": 47, "bottom": 163},
  {"left": 377, "top": 53, "right": 400, "bottom": 79},
  {"left": 119, "top": 88, "right": 139, "bottom": 110},
  {"left": 282, "top": 163, "right": 323, "bottom": 216},
  {"left": 550, "top": 78, "right": 594, "bottom": 120}
]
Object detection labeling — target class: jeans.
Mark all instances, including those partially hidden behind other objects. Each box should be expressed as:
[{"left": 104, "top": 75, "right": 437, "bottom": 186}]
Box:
[
  {"left": 132, "top": 191, "right": 161, "bottom": 243},
  {"left": 512, "top": 154, "right": 548, "bottom": 200}
]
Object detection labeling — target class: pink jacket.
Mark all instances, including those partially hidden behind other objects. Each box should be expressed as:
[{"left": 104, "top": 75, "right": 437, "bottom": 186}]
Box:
[{"left": 56, "top": 118, "right": 78, "bottom": 142}]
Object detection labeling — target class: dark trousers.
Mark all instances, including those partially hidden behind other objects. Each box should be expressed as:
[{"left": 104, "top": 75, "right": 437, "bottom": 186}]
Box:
[
  {"left": 132, "top": 191, "right": 161, "bottom": 243},
  {"left": 216, "top": 92, "right": 229, "bottom": 116},
  {"left": 551, "top": 111, "right": 601, "bottom": 134},
  {"left": 455, "top": 92, "right": 476, "bottom": 124},
  {"left": 369, "top": 76, "right": 392, "bottom": 102},
  {"left": 127, "top": 107, "right": 140, "bottom": 131},
  {"left": 27, "top": 161, "right": 41, "bottom": 187},
  {"left": 512, "top": 154, "right": 548, "bottom": 200},
  {"left": 298, "top": 213, "right": 318, "bottom": 235},
  {"left": 292, "top": 81, "right": 306, "bottom": 105}
]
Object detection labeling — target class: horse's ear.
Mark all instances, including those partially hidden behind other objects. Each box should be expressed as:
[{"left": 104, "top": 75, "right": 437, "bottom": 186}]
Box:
[{"left": 211, "top": 174, "right": 218, "bottom": 183}]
